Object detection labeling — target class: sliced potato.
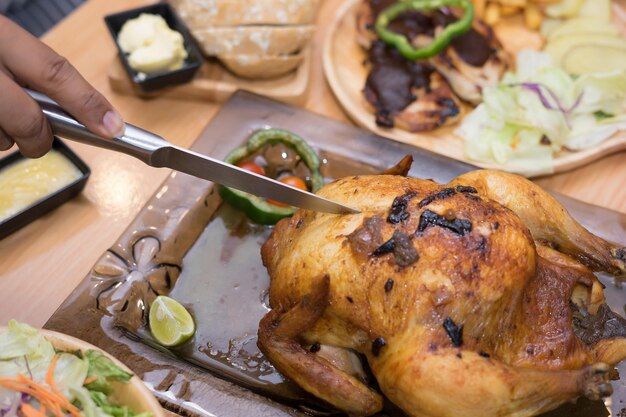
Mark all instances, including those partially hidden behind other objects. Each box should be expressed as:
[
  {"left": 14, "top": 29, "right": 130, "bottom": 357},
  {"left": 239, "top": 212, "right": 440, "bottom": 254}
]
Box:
[
  {"left": 546, "top": 35, "right": 626, "bottom": 71},
  {"left": 548, "top": 18, "right": 620, "bottom": 41},
  {"left": 524, "top": 3, "right": 542, "bottom": 30},
  {"left": 577, "top": 0, "right": 611, "bottom": 21},
  {"left": 500, "top": 5, "right": 520, "bottom": 16},
  {"left": 473, "top": 0, "right": 487, "bottom": 18},
  {"left": 495, "top": 0, "right": 526, "bottom": 7},
  {"left": 485, "top": 2, "right": 501, "bottom": 25},
  {"left": 545, "top": 0, "right": 584, "bottom": 18},
  {"left": 478, "top": 0, "right": 613, "bottom": 33},
  {"left": 562, "top": 45, "right": 626, "bottom": 75}
]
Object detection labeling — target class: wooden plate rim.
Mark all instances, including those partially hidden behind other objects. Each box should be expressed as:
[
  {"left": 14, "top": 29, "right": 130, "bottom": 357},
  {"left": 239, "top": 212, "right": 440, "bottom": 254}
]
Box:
[{"left": 322, "top": 0, "right": 626, "bottom": 177}]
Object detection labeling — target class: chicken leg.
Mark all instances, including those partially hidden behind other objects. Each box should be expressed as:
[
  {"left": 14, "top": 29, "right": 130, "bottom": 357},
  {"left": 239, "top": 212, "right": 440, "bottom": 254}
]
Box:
[
  {"left": 257, "top": 275, "right": 384, "bottom": 416},
  {"left": 372, "top": 338, "right": 611, "bottom": 417}
]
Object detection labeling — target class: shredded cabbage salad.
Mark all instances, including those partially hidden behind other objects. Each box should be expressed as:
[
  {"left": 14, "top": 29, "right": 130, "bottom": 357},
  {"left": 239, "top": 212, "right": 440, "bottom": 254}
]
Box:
[
  {"left": 456, "top": 49, "right": 626, "bottom": 176},
  {"left": 0, "top": 321, "right": 152, "bottom": 417}
]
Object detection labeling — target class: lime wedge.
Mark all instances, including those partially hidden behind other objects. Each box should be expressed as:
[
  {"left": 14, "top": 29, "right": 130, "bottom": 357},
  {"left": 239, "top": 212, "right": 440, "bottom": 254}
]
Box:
[{"left": 149, "top": 296, "right": 195, "bottom": 347}]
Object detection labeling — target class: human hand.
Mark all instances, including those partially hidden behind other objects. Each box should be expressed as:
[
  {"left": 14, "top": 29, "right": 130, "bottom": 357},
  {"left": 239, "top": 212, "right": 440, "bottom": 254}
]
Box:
[{"left": 0, "top": 16, "right": 124, "bottom": 157}]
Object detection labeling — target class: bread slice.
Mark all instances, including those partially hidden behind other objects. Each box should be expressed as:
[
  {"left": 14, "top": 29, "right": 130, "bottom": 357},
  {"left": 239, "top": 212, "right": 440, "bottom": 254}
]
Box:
[
  {"left": 169, "top": 0, "right": 319, "bottom": 29},
  {"left": 217, "top": 51, "right": 305, "bottom": 79},
  {"left": 192, "top": 25, "right": 314, "bottom": 56}
]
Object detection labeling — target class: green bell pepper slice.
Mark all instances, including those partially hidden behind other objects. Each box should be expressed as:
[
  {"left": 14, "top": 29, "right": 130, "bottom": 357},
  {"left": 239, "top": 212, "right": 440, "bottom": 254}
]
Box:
[
  {"left": 219, "top": 128, "right": 323, "bottom": 225},
  {"left": 375, "top": 0, "right": 474, "bottom": 61}
]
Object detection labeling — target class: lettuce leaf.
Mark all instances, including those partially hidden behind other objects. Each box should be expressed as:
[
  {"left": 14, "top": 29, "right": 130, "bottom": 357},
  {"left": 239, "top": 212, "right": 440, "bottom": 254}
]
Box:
[
  {"left": 84, "top": 350, "right": 133, "bottom": 395},
  {"left": 53, "top": 352, "right": 90, "bottom": 399},
  {"left": 71, "top": 386, "right": 115, "bottom": 417},
  {"left": 573, "top": 70, "right": 626, "bottom": 115},
  {"left": 0, "top": 320, "right": 55, "bottom": 363},
  {"left": 457, "top": 49, "right": 626, "bottom": 172},
  {"left": 0, "top": 320, "right": 56, "bottom": 405}
]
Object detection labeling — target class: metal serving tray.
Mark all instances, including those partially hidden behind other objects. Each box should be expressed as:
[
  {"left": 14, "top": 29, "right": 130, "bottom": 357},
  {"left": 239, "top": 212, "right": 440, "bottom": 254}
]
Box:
[{"left": 45, "top": 91, "right": 625, "bottom": 417}]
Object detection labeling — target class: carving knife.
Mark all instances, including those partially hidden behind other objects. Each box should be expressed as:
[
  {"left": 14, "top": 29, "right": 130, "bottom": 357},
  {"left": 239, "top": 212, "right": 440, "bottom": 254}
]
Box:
[{"left": 27, "top": 89, "right": 360, "bottom": 215}]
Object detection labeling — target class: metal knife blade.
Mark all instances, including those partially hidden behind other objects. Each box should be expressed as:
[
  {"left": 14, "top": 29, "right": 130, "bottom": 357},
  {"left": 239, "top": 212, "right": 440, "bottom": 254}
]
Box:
[
  {"left": 27, "top": 89, "right": 359, "bottom": 215},
  {"left": 152, "top": 145, "right": 360, "bottom": 214}
]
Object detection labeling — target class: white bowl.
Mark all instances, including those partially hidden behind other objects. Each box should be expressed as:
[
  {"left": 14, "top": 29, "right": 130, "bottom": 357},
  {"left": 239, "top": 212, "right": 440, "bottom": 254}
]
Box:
[{"left": 1, "top": 327, "right": 165, "bottom": 417}]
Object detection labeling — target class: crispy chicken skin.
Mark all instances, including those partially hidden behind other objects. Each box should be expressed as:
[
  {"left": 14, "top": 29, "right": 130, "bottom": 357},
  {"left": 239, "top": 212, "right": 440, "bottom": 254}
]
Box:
[{"left": 259, "top": 168, "right": 626, "bottom": 417}]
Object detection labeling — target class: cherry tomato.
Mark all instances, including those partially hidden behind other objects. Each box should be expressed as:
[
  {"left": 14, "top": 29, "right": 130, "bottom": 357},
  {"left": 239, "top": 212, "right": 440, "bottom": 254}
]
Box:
[
  {"left": 279, "top": 176, "right": 307, "bottom": 190},
  {"left": 236, "top": 161, "right": 265, "bottom": 176},
  {"left": 268, "top": 176, "right": 307, "bottom": 207}
]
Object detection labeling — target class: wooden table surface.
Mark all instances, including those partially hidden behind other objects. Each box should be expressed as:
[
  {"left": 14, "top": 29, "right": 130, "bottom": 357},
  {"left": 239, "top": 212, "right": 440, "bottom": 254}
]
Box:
[{"left": 0, "top": 0, "right": 625, "bottom": 328}]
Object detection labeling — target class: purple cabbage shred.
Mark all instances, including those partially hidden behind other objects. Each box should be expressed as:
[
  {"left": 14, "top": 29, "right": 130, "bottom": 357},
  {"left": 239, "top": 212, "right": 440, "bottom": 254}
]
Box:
[
  {"left": 0, "top": 392, "right": 20, "bottom": 417},
  {"left": 509, "top": 82, "right": 584, "bottom": 129}
]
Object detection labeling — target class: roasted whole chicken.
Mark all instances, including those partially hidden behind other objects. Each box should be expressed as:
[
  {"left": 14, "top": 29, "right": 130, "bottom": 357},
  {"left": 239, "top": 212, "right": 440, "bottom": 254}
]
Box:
[{"left": 258, "top": 163, "right": 626, "bottom": 417}]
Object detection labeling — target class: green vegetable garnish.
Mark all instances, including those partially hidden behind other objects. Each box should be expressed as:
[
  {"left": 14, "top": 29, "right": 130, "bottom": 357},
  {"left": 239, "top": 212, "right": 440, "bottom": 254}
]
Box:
[
  {"left": 456, "top": 49, "right": 626, "bottom": 175},
  {"left": 84, "top": 350, "right": 133, "bottom": 395},
  {"left": 0, "top": 321, "right": 150, "bottom": 417},
  {"left": 375, "top": 0, "right": 474, "bottom": 61},
  {"left": 219, "top": 128, "right": 323, "bottom": 225},
  {"left": 594, "top": 110, "right": 614, "bottom": 121}
]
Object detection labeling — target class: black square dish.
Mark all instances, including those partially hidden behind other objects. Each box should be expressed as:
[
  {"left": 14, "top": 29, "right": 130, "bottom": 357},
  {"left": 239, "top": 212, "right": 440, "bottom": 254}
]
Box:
[
  {"left": 0, "top": 138, "right": 90, "bottom": 240},
  {"left": 104, "top": 3, "right": 203, "bottom": 92}
]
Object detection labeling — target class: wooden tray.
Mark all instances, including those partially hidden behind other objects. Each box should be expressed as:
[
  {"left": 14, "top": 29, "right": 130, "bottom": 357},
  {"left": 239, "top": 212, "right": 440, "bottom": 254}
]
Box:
[
  {"left": 322, "top": 0, "right": 626, "bottom": 177},
  {"left": 108, "top": 47, "right": 311, "bottom": 105},
  {"left": 44, "top": 91, "right": 626, "bottom": 417}
]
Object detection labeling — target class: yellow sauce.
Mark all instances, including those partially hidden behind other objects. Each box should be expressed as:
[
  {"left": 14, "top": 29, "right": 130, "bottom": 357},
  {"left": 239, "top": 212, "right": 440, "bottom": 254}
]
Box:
[{"left": 0, "top": 150, "right": 82, "bottom": 222}]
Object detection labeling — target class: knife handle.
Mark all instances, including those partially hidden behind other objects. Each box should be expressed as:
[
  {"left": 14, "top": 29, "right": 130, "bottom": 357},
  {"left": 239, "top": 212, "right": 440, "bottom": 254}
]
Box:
[{"left": 26, "top": 89, "right": 171, "bottom": 165}]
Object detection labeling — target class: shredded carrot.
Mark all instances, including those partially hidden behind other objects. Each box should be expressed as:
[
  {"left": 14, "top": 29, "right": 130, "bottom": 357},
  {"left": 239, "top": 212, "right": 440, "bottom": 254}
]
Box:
[
  {"left": 45, "top": 354, "right": 59, "bottom": 387},
  {"left": 46, "top": 400, "right": 65, "bottom": 417},
  {"left": 45, "top": 355, "right": 83, "bottom": 417},
  {"left": 21, "top": 403, "right": 47, "bottom": 417},
  {"left": 0, "top": 354, "right": 86, "bottom": 417},
  {"left": 0, "top": 379, "right": 64, "bottom": 417},
  {"left": 18, "top": 374, "right": 64, "bottom": 403},
  {"left": 0, "top": 378, "right": 64, "bottom": 417},
  {"left": 83, "top": 376, "right": 98, "bottom": 385},
  {"left": 0, "top": 380, "right": 41, "bottom": 398}
]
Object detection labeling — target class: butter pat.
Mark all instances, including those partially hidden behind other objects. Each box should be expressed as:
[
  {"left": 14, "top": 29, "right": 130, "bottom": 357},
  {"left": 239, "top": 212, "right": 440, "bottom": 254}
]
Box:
[
  {"left": 0, "top": 150, "right": 82, "bottom": 222},
  {"left": 117, "top": 14, "right": 188, "bottom": 74}
]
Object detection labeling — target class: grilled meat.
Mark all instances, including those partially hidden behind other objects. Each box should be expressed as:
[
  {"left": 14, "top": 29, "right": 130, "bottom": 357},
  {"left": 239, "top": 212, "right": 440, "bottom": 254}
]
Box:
[
  {"left": 363, "top": 40, "right": 462, "bottom": 131},
  {"left": 259, "top": 166, "right": 626, "bottom": 417},
  {"left": 358, "top": 0, "right": 510, "bottom": 109},
  {"left": 430, "top": 19, "right": 509, "bottom": 104}
]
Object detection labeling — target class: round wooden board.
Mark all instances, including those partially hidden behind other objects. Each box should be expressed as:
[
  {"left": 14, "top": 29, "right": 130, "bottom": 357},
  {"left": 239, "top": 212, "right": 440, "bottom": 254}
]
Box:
[{"left": 323, "top": 0, "right": 626, "bottom": 177}]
